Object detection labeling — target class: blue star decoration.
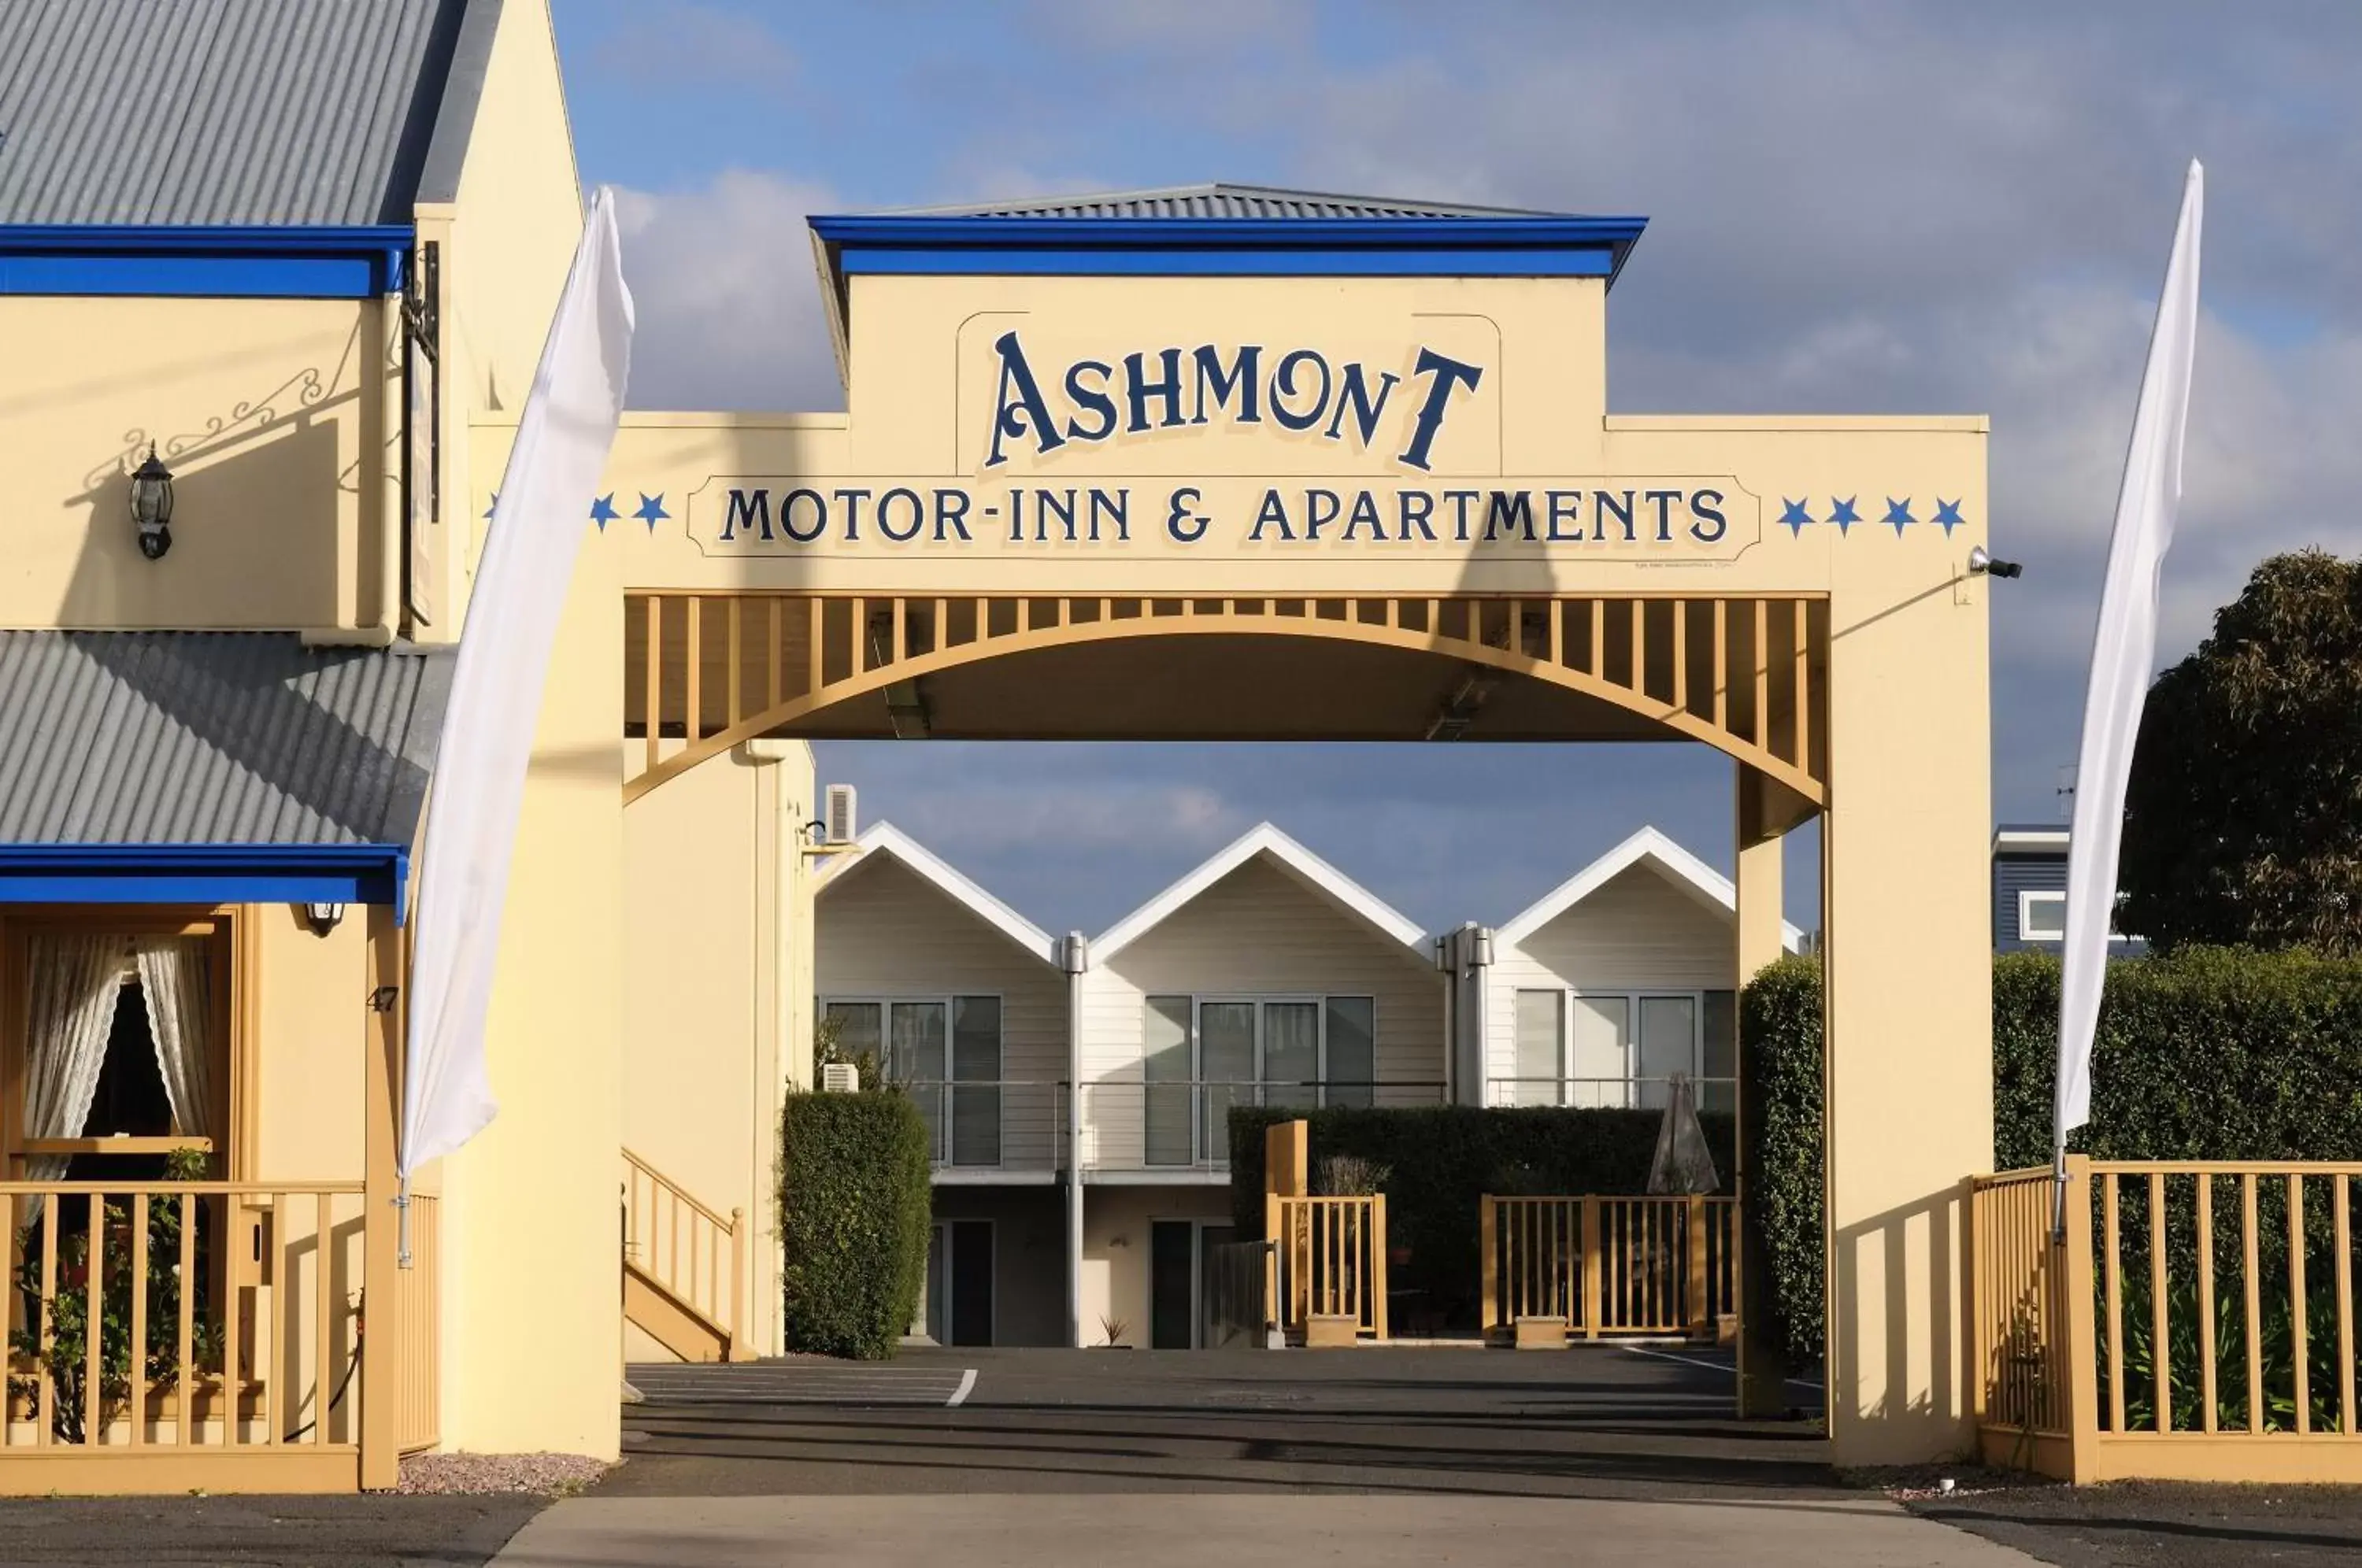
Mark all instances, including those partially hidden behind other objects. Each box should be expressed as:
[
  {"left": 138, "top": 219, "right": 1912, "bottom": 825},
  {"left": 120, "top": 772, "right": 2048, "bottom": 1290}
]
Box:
[
  {"left": 1778, "top": 498, "right": 1813, "bottom": 537},
  {"left": 1933, "top": 498, "right": 1966, "bottom": 537},
  {"left": 1827, "top": 497, "right": 1860, "bottom": 534},
  {"left": 588, "top": 493, "right": 620, "bottom": 531},
  {"left": 633, "top": 493, "right": 670, "bottom": 532},
  {"left": 1883, "top": 497, "right": 1915, "bottom": 536}
]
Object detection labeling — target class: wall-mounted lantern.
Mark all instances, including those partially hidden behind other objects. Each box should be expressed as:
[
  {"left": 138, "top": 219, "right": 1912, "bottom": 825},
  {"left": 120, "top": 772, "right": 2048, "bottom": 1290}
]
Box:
[
  {"left": 303, "top": 901, "right": 346, "bottom": 936},
  {"left": 128, "top": 445, "right": 176, "bottom": 560}
]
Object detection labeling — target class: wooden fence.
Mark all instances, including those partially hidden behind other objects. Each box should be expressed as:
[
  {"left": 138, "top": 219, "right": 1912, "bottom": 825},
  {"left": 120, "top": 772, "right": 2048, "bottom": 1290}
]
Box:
[
  {"left": 1266, "top": 1194, "right": 1387, "bottom": 1342},
  {"left": 1480, "top": 1195, "right": 1739, "bottom": 1341},
  {"left": 0, "top": 1180, "right": 369, "bottom": 1493},
  {"left": 1971, "top": 1156, "right": 2362, "bottom": 1483},
  {"left": 393, "top": 1194, "right": 439, "bottom": 1454},
  {"left": 622, "top": 1149, "right": 746, "bottom": 1355}
]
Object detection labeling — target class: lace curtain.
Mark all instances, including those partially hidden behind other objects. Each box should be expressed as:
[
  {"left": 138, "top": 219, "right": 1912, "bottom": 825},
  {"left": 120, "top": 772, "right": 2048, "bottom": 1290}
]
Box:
[
  {"left": 136, "top": 936, "right": 217, "bottom": 1149},
  {"left": 21, "top": 931, "right": 129, "bottom": 1182}
]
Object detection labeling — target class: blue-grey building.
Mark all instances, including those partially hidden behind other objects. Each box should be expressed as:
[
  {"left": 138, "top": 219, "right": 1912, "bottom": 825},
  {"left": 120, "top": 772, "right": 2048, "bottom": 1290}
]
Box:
[{"left": 1992, "top": 826, "right": 2147, "bottom": 956}]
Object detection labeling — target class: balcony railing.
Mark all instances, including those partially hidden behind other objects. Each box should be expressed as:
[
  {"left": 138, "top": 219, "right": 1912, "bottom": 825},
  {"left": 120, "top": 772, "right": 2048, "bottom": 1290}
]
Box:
[
  {"left": 894, "top": 1080, "right": 1068, "bottom": 1174},
  {"left": 1486, "top": 1076, "right": 1736, "bottom": 1113},
  {"left": 0, "top": 1178, "right": 407, "bottom": 1489},
  {"left": 1078, "top": 1081, "right": 1447, "bottom": 1172}
]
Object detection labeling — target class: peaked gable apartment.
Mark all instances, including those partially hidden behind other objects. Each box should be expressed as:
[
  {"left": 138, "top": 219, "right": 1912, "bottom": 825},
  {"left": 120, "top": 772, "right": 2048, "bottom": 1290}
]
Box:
[{"left": 809, "top": 819, "right": 1773, "bottom": 1350}]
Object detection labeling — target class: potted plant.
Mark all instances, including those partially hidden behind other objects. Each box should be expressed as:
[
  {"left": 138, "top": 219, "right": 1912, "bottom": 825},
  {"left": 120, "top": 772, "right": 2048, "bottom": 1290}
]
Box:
[{"left": 1096, "top": 1314, "right": 1130, "bottom": 1348}]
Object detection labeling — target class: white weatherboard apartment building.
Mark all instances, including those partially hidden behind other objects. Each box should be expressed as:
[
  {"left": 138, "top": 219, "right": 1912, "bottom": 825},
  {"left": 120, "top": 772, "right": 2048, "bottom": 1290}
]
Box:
[{"left": 809, "top": 819, "right": 1787, "bottom": 1349}]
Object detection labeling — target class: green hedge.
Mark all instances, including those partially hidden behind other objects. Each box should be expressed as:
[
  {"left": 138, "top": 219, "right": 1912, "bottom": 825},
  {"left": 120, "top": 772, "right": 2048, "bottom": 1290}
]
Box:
[
  {"left": 1740, "top": 955, "right": 1826, "bottom": 1369},
  {"left": 1228, "top": 1104, "right": 1734, "bottom": 1328},
  {"left": 779, "top": 1091, "right": 931, "bottom": 1359},
  {"left": 1994, "top": 946, "right": 2362, "bottom": 1167},
  {"left": 1740, "top": 946, "right": 2362, "bottom": 1376}
]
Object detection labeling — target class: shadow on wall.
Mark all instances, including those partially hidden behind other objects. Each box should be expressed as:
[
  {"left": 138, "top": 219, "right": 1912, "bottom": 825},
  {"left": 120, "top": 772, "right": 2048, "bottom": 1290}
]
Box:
[
  {"left": 58, "top": 320, "right": 375, "bottom": 633},
  {"left": 1829, "top": 1183, "right": 1960, "bottom": 1455}
]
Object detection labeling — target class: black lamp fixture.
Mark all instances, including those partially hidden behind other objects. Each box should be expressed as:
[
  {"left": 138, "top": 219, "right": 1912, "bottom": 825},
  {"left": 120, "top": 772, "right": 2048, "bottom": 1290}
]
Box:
[{"left": 128, "top": 444, "right": 176, "bottom": 560}]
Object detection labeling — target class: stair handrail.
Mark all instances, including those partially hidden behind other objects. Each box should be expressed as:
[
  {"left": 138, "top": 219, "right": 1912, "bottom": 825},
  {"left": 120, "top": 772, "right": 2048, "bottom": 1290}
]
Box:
[{"left": 620, "top": 1148, "right": 746, "bottom": 1355}]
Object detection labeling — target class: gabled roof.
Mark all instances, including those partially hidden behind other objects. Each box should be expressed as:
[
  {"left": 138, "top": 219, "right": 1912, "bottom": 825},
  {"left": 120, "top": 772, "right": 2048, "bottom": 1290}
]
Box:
[
  {"left": 1494, "top": 827, "right": 1805, "bottom": 952},
  {"left": 1092, "top": 822, "right": 1427, "bottom": 963},
  {"left": 0, "top": 0, "right": 494, "bottom": 225},
  {"left": 815, "top": 822, "right": 1060, "bottom": 967},
  {"left": 883, "top": 182, "right": 1560, "bottom": 221},
  {"left": 805, "top": 180, "right": 1649, "bottom": 384}
]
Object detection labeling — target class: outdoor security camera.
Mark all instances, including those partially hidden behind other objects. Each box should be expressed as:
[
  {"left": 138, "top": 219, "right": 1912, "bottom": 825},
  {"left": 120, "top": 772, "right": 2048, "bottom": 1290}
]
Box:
[{"left": 1968, "top": 546, "right": 2023, "bottom": 579}]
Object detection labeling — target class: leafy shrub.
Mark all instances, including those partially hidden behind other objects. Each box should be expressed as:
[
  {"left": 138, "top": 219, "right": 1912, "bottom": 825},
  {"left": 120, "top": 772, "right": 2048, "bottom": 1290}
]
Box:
[
  {"left": 779, "top": 1091, "right": 931, "bottom": 1359},
  {"left": 1229, "top": 1104, "right": 1732, "bottom": 1328},
  {"left": 1741, "top": 954, "right": 1826, "bottom": 1369}
]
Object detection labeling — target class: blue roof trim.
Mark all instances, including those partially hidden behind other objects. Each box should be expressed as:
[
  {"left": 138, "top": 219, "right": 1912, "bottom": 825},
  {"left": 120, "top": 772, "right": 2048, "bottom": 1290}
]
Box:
[
  {"left": 811, "top": 213, "right": 1648, "bottom": 287},
  {"left": 0, "top": 225, "right": 413, "bottom": 298},
  {"left": 0, "top": 844, "right": 411, "bottom": 923}
]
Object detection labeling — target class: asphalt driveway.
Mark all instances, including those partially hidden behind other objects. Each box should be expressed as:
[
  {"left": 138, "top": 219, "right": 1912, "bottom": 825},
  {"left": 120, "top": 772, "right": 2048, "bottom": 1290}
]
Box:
[{"left": 602, "top": 1342, "right": 1836, "bottom": 1499}]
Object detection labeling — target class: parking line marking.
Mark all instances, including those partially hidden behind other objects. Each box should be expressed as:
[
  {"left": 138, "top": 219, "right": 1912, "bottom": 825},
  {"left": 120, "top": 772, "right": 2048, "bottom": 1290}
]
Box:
[
  {"left": 946, "top": 1368, "right": 977, "bottom": 1407},
  {"left": 1618, "top": 1342, "right": 1825, "bottom": 1390}
]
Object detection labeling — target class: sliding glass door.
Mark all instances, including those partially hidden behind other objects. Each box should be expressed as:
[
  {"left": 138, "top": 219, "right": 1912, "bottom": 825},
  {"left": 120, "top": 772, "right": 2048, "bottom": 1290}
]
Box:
[{"left": 821, "top": 997, "right": 1004, "bottom": 1166}]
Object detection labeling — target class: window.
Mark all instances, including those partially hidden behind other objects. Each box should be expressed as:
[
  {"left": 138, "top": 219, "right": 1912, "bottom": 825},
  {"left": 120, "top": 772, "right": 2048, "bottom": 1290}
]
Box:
[
  {"left": 820, "top": 995, "right": 1004, "bottom": 1166},
  {"left": 2020, "top": 890, "right": 2067, "bottom": 942},
  {"left": 1505, "top": 988, "right": 1732, "bottom": 1111},
  {"left": 1141, "top": 994, "right": 1379, "bottom": 1164},
  {"left": 1512, "top": 990, "right": 1564, "bottom": 1108},
  {"left": 6, "top": 917, "right": 239, "bottom": 1182}
]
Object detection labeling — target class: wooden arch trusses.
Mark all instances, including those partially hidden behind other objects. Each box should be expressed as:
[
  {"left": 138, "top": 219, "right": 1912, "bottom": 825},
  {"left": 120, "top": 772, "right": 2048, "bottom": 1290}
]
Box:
[{"left": 622, "top": 592, "right": 1827, "bottom": 807}]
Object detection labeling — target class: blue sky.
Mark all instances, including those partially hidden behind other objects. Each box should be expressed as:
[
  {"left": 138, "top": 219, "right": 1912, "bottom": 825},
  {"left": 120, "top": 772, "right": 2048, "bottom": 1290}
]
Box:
[{"left": 556, "top": 0, "right": 2362, "bottom": 936}]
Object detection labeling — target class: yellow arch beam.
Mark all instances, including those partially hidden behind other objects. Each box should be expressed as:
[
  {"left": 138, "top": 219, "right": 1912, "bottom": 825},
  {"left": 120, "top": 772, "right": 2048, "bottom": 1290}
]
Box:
[{"left": 624, "top": 597, "right": 1825, "bottom": 808}]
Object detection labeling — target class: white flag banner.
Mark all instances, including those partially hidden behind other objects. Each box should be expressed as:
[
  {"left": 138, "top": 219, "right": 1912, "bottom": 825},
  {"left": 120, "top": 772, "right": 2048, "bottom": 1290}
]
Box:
[
  {"left": 401, "top": 189, "right": 635, "bottom": 1177},
  {"left": 2055, "top": 161, "right": 2203, "bottom": 1145}
]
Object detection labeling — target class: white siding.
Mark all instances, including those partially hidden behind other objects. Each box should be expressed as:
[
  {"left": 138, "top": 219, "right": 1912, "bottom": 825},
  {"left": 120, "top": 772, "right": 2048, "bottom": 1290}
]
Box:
[
  {"left": 1483, "top": 864, "right": 1736, "bottom": 1089},
  {"left": 1079, "top": 856, "right": 1445, "bottom": 1168},
  {"left": 816, "top": 854, "right": 1068, "bottom": 1170}
]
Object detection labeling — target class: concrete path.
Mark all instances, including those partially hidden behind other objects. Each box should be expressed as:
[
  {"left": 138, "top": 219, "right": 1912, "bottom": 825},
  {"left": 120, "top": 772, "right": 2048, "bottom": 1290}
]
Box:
[
  {"left": 495, "top": 1348, "right": 2045, "bottom": 1564},
  {"left": 491, "top": 1492, "right": 2044, "bottom": 1566}
]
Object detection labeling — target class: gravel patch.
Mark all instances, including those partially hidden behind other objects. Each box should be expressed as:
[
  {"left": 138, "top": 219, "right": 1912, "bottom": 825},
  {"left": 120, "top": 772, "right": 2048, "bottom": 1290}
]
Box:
[{"left": 398, "top": 1450, "right": 611, "bottom": 1496}]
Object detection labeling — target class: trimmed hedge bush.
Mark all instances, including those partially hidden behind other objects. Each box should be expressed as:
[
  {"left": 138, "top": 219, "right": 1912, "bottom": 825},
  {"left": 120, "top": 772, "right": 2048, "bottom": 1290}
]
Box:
[
  {"left": 779, "top": 1091, "right": 931, "bottom": 1359},
  {"left": 1994, "top": 946, "right": 2362, "bottom": 1168},
  {"left": 1228, "top": 1104, "right": 1734, "bottom": 1328},
  {"left": 1741, "top": 945, "right": 2362, "bottom": 1372},
  {"left": 1740, "top": 954, "right": 1826, "bottom": 1369}
]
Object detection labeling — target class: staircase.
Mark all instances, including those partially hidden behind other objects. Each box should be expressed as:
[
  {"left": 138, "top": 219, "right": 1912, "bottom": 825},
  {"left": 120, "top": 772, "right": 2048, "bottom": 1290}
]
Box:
[{"left": 623, "top": 1148, "right": 750, "bottom": 1363}]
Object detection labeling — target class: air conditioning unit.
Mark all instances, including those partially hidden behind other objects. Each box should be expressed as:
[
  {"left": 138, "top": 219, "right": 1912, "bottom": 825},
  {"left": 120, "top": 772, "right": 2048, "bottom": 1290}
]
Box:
[
  {"left": 824, "top": 783, "right": 857, "bottom": 844},
  {"left": 820, "top": 1062, "right": 859, "bottom": 1093}
]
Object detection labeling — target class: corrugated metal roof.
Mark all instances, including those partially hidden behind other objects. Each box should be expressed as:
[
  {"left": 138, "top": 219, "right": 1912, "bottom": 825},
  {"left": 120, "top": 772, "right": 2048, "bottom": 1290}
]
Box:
[
  {"left": 887, "top": 182, "right": 1559, "bottom": 221},
  {"left": 0, "top": 633, "right": 452, "bottom": 846},
  {"left": 0, "top": 0, "right": 474, "bottom": 225}
]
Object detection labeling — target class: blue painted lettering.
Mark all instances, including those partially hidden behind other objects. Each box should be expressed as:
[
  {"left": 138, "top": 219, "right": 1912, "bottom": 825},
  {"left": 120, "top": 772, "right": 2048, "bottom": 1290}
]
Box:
[
  {"left": 1063, "top": 361, "right": 1117, "bottom": 442},
  {"left": 1269, "top": 349, "right": 1331, "bottom": 432},
  {"left": 985, "top": 331, "right": 1064, "bottom": 468},
  {"left": 1191, "top": 345, "right": 1262, "bottom": 425},
  {"left": 1398, "top": 349, "right": 1483, "bottom": 471}
]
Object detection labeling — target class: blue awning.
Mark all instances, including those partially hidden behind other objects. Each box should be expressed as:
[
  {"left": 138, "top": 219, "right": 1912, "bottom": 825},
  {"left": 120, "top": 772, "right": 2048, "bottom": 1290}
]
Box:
[{"left": 0, "top": 844, "right": 410, "bottom": 922}]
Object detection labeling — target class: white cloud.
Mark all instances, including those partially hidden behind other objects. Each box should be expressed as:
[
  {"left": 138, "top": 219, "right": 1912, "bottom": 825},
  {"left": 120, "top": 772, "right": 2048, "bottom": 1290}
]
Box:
[{"left": 611, "top": 169, "right": 844, "bottom": 411}]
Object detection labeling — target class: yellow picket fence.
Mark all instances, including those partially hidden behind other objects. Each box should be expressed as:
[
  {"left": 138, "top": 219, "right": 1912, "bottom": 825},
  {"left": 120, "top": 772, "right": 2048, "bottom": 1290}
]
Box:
[
  {"left": 1265, "top": 1193, "right": 1388, "bottom": 1343},
  {"left": 1479, "top": 1194, "right": 1738, "bottom": 1342},
  {"left": 1971, "top": 1156, "right": 2362, "bottom": 1483}
]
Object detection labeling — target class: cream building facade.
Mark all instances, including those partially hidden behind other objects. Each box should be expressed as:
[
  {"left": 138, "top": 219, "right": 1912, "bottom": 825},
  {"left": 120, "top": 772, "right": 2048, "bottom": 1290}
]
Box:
[
  {"left": 0, "top": 0, "right": 1994, "bottom": 1490},
  {"left": 808, "top": 820, "right": 1790, "bottom": 1352}
]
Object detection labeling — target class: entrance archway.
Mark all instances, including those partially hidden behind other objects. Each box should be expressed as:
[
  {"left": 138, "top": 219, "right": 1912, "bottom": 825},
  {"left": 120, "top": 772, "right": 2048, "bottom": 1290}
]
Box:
[
  {"left": 622, "top": 590, "right": 1826, "bottom": 804},
  {"left": 570, "top": 185, "right": 1994, "bottom": 1467}
]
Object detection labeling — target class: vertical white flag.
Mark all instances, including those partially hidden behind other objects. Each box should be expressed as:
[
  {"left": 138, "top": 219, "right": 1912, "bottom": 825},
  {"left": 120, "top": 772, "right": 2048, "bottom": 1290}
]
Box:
[
  {"left": 2055, "top": 161, "right": 2203, "bottom": 1147},
  {"left": 402, "top": 190, "right": 635, "bottom": 1176}
]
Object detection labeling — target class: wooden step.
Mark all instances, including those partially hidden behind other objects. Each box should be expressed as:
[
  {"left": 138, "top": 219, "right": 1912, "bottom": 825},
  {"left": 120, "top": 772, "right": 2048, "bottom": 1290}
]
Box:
[{"left": 624, "top": 1261, "right": 735, "bottom": 1364}]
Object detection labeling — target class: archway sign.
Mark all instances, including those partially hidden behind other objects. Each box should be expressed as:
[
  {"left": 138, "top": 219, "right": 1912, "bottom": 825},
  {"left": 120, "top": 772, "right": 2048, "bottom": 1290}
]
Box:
[{"left": 554, "top": 187, "right": 1991, "bottom": 1465}]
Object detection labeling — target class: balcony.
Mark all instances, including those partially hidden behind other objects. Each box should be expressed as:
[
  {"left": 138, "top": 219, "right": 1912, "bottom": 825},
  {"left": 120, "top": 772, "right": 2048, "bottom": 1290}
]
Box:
[
  {"left": 1078, "top": 1080, "right": 1446, "bottom": 1178},
  {"left": 897, "top": 1080, "right": 1068, "bottom": 1183},
  {"left": 1486, "top": 1076, "right": 1735, "bottom": 1114}
]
